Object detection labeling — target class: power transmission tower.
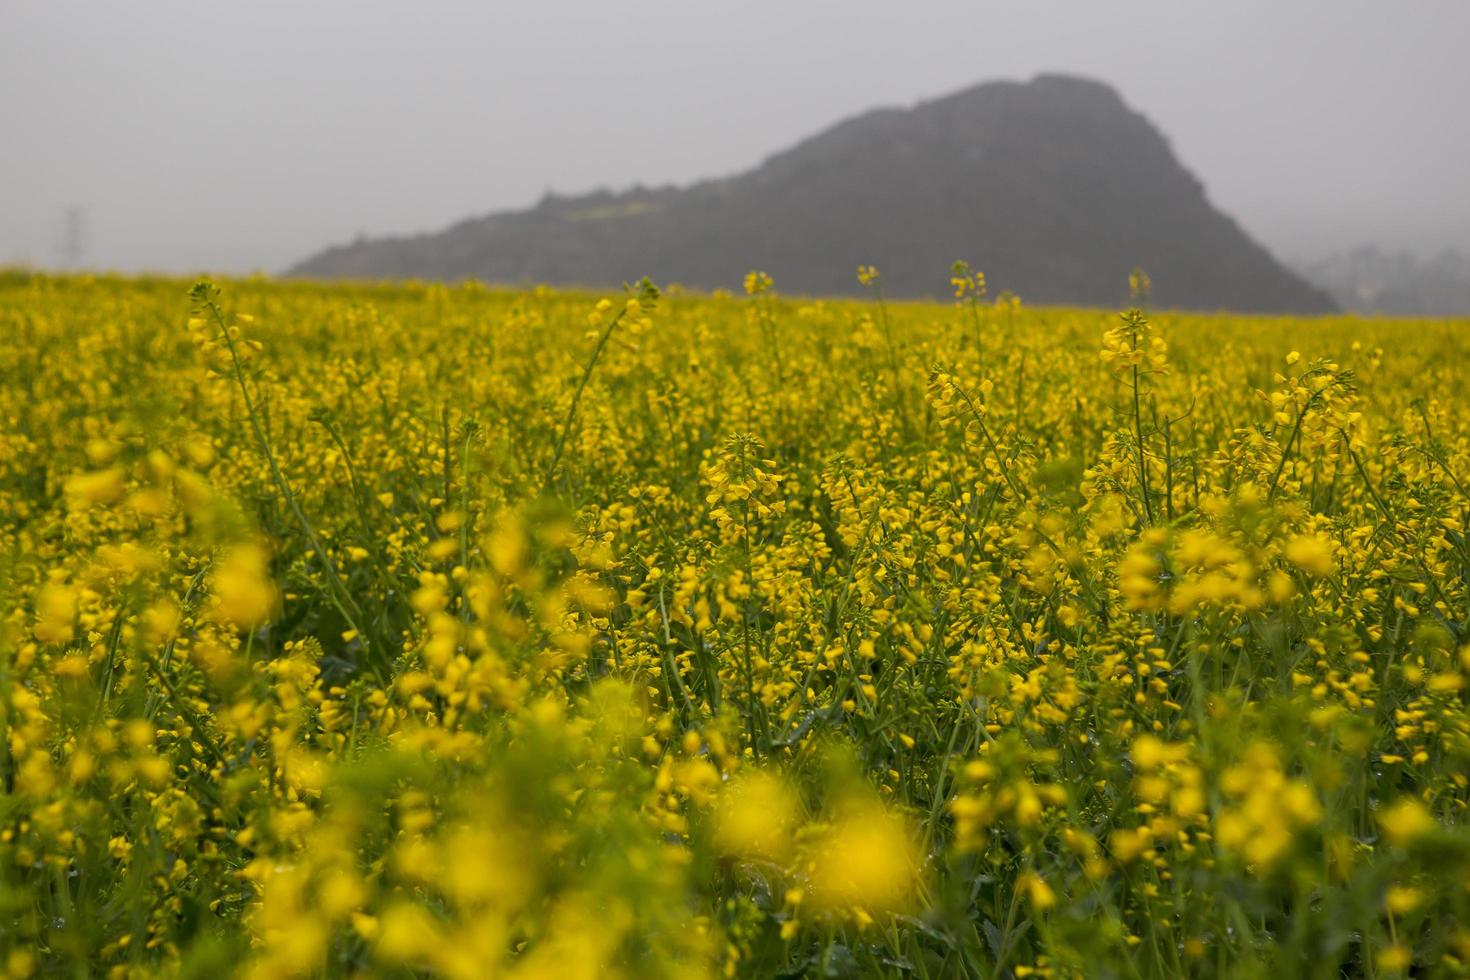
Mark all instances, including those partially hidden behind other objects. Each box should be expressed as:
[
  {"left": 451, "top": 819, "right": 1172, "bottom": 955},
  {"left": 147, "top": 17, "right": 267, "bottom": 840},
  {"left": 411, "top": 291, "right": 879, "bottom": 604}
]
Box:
[{"left": 61, "top": 206, "right": 87, "bottom": 269}]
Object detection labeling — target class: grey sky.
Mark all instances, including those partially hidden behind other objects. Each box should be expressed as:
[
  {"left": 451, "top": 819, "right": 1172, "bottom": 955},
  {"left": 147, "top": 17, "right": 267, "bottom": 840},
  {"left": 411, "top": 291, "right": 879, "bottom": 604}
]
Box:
[{"left": 3, "top": 1, "right": 1467, "bottom": 275}]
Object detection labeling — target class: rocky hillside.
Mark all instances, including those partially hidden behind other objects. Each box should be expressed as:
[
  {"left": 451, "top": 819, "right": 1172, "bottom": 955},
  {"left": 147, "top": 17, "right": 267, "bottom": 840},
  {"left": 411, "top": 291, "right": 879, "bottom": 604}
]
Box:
[{"left": 288, "top": 74, "right": 1335, "bottom": 314}]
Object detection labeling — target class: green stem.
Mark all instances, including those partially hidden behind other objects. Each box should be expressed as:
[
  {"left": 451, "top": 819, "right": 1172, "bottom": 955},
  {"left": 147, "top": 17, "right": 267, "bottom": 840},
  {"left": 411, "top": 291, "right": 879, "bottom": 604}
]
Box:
[
  {"left": 195, "top": 285, "right": 374, "bottom": 672},
  {"left": 544, "top": 304, "right": 630, "bottom": 486}
]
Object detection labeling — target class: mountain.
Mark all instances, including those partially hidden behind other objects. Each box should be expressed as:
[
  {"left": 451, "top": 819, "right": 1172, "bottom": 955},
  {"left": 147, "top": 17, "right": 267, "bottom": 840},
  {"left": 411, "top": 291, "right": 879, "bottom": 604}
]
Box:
[
  {"left": 1293, "top": 246, "right": 1470, "bottom": 317},
  {"left": 287, "top": 74, "right": 1335, "bottom": 314}
]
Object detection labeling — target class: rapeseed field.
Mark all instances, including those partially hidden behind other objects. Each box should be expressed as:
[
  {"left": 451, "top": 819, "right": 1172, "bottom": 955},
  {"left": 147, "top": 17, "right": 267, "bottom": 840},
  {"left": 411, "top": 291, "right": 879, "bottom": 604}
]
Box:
[{"left": 2, "top": 268, "right": 1468, "bottom": 978}]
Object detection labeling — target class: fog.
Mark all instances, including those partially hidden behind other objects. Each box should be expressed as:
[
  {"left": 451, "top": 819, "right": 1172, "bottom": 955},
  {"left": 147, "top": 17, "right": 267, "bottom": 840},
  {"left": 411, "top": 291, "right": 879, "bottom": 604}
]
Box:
[{"left": 3, "top": 0, "right": 1467, "bottom": 273}]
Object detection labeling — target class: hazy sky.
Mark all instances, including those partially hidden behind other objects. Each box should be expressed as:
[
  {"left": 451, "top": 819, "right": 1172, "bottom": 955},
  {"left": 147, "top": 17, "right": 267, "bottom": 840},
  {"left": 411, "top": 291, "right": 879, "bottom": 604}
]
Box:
[{"left": 3, "top": 1, "right": 1468, "bottom": 274}]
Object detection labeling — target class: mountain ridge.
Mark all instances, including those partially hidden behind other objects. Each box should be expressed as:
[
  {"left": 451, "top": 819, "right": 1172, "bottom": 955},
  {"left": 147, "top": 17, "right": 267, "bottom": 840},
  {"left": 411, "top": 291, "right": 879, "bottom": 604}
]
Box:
[{"left": 287, "top": 74, "right": 1336, "bottom": 314}]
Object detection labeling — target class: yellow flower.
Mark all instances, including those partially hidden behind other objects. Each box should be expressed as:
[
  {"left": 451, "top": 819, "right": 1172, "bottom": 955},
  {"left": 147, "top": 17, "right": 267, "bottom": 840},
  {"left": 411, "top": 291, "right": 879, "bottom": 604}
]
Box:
[
  {"left": 806, "top": 800, "right": 921, "bottom": 916},
  {"left": 64, "top": 466, "right": 127, "bottom": 507},
  {"left": 712, "top": 769, "right": 801, "bottom": 864},
  {"left": 1383, "top": 885, "right": 1423, "bottom": 916},
  {"left": 375, "top": 902, "right": 440, "bottom": 965},
  {"left": 1378, "top": 799, "right": 1434, "bottom": 846},
  {"left": 1284, "top": 534, "right": 1335, "bottom": 576},
  {"left": 33, "top": 582, "right": 79, "bottom": 645},
  {"left": 1018, "top": 871, "right": 1056, "bottom": 911},
  {"left": 1376, "top": 945, "right": 1412, "bottom": 973},
  {"left": 207, "top": 542, "right": 279, "bottom": 630},
  {"left": 743, "top": 270, "right": 773, "bottom": 296}
]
